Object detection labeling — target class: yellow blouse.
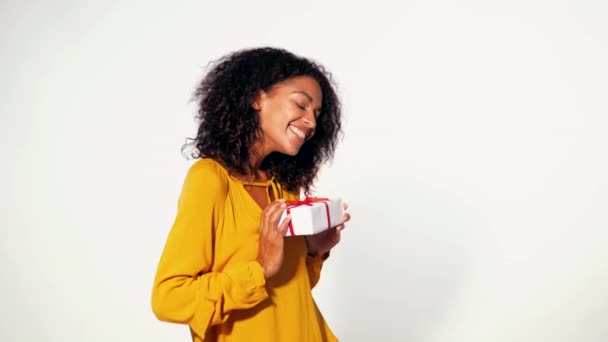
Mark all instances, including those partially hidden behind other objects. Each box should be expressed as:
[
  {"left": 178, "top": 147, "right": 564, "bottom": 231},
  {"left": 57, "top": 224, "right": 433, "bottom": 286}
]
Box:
[{"left": 152, "top": 158, "right": 337, "bottom": 341}]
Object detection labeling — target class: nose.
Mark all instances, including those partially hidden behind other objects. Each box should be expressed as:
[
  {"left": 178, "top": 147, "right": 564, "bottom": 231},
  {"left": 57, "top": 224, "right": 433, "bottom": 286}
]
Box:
[
  {"left": 302, "top": 110, "right": 316, "bottom": 129},
  {"left": 299, "top": 111, "right": 316, "bottom": 139}
]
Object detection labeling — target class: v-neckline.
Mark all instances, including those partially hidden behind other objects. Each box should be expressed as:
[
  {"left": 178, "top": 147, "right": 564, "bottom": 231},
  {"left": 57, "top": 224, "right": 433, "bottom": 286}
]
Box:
[
  {"left": 206, "top": 158, "right": 284, "bottom": 212},
  {"left": 241, "top": 183, "right": 270, "bottom": 212}
]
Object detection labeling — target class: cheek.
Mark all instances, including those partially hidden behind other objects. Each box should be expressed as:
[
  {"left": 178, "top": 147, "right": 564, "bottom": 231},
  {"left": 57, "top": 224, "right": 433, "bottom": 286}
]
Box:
[
  {"left": 259, "top": 111, "right": 284, "bottom": 135},
  {"left": 271, "top": 104, "right": 294, "bottom": 126},
  {"left": 260, "top": 101, "right": 295, "bottom": 131}
]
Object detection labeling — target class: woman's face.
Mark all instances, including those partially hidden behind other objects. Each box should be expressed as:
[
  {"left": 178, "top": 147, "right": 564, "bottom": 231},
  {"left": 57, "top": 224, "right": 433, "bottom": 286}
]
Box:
[{"left": 253, "top": 75, "right": 323, "bottom": 156}]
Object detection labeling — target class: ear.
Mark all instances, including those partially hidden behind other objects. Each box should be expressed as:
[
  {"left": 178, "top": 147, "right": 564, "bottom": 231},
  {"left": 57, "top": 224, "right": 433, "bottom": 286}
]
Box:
[{"left": 251, "top": 90, "right": 267, "bottom": 111}]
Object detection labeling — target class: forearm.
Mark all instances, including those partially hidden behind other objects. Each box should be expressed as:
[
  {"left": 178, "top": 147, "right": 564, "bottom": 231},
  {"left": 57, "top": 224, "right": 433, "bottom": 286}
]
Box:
[{"left": 152, "top": 260, "right": 268, "bottom": 336}]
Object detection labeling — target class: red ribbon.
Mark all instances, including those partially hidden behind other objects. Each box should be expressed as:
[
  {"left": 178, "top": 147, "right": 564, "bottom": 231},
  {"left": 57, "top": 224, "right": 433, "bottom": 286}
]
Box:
[{"left": 285, "top": 197, "right": 331, "bottom": 236}]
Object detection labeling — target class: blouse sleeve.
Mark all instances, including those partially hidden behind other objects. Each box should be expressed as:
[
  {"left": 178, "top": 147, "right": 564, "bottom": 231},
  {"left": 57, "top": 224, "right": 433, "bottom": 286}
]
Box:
[
  {"left": 151, "top": 161, "right": 268, "bottom": 338},
  {"left": 306, "top": 252, "right": 330, "bottom": 289}
]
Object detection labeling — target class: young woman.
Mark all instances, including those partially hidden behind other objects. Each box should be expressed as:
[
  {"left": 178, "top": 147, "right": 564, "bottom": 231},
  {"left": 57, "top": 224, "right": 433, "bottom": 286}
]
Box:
[{"left": 152, "top": 47, "right": 351, "bottom": 341}]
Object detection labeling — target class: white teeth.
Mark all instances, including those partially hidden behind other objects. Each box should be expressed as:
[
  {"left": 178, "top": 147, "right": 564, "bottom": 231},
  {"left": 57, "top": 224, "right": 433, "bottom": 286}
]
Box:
[{"left": 290, "top": 125, "right": 306, "bottom": 139}]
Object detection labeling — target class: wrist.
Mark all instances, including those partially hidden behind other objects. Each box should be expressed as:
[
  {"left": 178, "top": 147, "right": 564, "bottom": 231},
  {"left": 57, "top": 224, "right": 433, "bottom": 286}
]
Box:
[
  {"left": 304, "top": 237, "right": 330, "bottom": 259},
  {"left": 304, "top": 236, "right": 318, "bottom": 256},
  {"left": 256, "top": 258, "right": 270, "bottom": 279},
  {"left": 308, "top": 250, "right": 330, "bottom": 260},
  {"left": 307, "top": 250, "right": 319, "bottom": 257}
]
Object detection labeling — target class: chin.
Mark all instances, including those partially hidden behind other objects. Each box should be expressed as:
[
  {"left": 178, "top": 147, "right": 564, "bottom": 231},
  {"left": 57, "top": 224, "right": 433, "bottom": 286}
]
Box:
[
  {"left": 279, "top": 145, "right": 301, "bottom": 157},
  {"left": 283, "top": 149, "right": 300, "bottom": 157}
]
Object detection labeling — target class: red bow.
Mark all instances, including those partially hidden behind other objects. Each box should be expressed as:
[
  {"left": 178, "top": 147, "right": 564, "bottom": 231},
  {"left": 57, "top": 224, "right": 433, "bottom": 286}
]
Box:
[
  {"left": 285, "top": 197, "right": 330, "bottom": 207},
  {"left": 285, "top": 197, "right": 331, "bottom": 236}
]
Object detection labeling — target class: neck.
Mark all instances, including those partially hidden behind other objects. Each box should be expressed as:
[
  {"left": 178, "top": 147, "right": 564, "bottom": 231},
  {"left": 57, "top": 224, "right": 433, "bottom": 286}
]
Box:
[{"left": 232, "top": 146, "right": 269, "bottom": 182}]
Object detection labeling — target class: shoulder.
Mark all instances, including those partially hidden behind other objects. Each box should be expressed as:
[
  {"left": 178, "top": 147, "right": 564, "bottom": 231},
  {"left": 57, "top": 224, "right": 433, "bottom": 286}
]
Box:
[
  {"left": 182, "top": 158, "right": 229, "bottom": 198},
  {"left": 188, "top": 158, "right": 228, "bottom": 179}
]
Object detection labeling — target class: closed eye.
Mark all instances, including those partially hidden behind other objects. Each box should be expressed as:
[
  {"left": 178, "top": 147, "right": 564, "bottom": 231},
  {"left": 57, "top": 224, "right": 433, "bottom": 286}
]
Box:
[{"left": 294, "top": 100, "right": 320, "bottom": 120}]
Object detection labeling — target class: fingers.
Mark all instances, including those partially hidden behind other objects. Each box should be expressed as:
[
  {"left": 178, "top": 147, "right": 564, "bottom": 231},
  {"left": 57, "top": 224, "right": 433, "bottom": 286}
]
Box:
[
  {"left": 341, "top": 212, "right": 351, "bottom": 224},
  {"left": 335, "top": 223, "right": 345, "bottom": 233},
  {"left": 268, "top": 202, "right": 286, "bottom": 233},
  {"left": 276, "top": 214, "right": 292, "bottom": 236},
  {"left": 257, "top": 199, "right": 289, "bottom": 279},
  {"left": 335, "top": 229, "right": 342, "bottom": 244},
  {"left": 329, "top": 212, "right": 350, "bottom": 229},
  {"left": 341, "top": 201, "right": 351, "bottom": 225},
  {"left": 330, "top": 225, "right": 342, "bottom": 244},
  {"left": 260, "top": 199, "right": 286, "bottom": 235}
]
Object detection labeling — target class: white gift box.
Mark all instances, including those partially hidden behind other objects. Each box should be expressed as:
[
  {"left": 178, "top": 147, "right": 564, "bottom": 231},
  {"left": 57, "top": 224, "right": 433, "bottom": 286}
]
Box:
[{"left": 280, "top": 198, "right": 344, "bottom": 236}]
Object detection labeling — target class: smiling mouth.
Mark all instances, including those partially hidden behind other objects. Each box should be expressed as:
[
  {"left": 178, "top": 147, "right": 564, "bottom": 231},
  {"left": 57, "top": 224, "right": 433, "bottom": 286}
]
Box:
[{"left": 289, "top": 125, "right": 307, "bottom": 140}]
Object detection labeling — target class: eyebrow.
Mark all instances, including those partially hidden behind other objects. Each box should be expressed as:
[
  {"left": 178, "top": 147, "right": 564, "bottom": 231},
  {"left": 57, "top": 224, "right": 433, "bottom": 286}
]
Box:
[{"left": 291, "top": 90, "right": 314, "bottom": 103}]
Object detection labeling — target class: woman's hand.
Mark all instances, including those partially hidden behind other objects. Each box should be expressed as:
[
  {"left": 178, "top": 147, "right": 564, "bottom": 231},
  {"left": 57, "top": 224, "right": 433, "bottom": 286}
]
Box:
[
  {"left": 305, "top": 202, "right": 351, "bottom": 257},
  {"left": 256, "top": 199, "right": 292, "bottom": 279}
]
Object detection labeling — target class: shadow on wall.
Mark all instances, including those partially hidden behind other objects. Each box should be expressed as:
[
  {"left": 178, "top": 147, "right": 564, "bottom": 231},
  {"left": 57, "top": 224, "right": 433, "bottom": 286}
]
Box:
[{"left": 331, "top": 177, "right": 482, "bottom": 342}]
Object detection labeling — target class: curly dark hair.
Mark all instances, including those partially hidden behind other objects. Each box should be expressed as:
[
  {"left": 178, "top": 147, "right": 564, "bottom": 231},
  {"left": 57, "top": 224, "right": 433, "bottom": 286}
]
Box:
[{"left": 184, "top": 47, "right": 342, "bottom": 195}]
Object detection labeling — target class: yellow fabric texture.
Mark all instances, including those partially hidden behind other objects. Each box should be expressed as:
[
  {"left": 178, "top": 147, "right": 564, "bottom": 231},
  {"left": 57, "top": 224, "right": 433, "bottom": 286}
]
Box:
[{"left": 152, "top": 158, "right": 337, "bottom": 341}]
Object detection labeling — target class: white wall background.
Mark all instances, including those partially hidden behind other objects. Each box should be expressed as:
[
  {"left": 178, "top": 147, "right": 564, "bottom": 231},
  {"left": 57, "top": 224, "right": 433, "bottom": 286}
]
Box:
[{"left": 2, "top": 0, "right": 607, "bottom": 341}]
